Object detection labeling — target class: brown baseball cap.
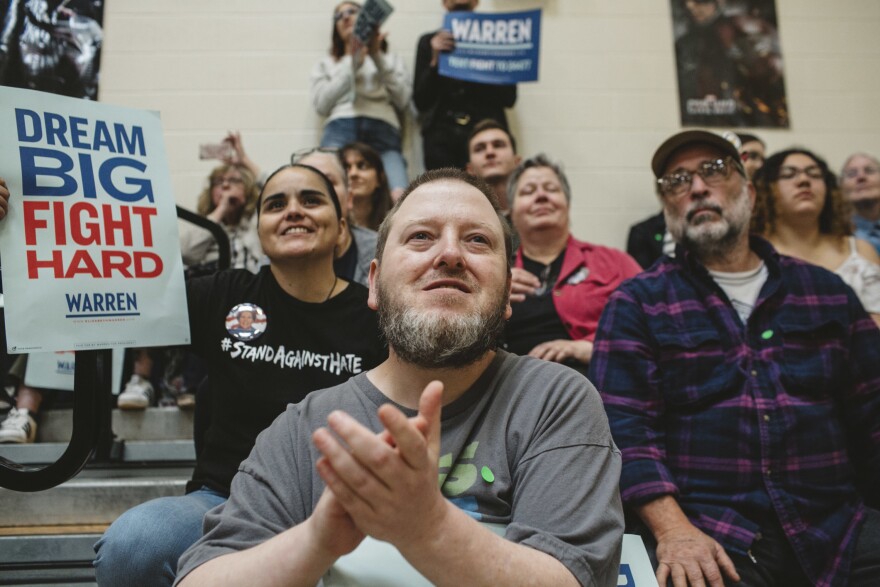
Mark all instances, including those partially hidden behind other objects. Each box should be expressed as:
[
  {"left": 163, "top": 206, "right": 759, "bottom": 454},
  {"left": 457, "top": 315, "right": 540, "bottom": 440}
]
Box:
[{"left": 651, "top": 130, "right": 743, "bottom": 178}]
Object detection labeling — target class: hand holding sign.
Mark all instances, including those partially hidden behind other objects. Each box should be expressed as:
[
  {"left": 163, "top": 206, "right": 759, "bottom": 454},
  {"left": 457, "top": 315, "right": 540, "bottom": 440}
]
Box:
[
  {"left": 429, "top": 30, "right": 455, "bottom": 68},
  {"left": 438, "top": 9, "right": 542, "bottom": 85}
]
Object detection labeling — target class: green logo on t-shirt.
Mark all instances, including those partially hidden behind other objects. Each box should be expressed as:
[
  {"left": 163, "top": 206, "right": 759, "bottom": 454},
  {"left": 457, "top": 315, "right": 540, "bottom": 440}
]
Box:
[{"left": 438, "top": 441, "right": 479, "bottom": 497}]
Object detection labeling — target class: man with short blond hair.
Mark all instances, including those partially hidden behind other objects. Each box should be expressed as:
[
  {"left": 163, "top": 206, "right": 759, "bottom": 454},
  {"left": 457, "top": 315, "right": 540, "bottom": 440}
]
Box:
[{"left": 176, "top": 168, "right": 623, "bottom": 587}]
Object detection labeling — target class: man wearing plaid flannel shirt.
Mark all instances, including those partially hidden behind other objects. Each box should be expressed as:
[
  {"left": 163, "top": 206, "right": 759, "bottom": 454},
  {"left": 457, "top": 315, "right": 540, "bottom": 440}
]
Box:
[{"left": 590, "top": 130, "right": 880, "bottom": 587}]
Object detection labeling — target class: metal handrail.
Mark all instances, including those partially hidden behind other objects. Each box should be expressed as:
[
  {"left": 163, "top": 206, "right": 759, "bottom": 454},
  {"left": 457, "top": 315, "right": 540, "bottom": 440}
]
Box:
[
  {"left": 0, "top": 206, "right": 231, "bottom": 491},
  {"left": 176, "top": 206, "right": 231, "bottom": 271},
  {"left": 0, "top": 350, "right": 108, "bottom": 492}
]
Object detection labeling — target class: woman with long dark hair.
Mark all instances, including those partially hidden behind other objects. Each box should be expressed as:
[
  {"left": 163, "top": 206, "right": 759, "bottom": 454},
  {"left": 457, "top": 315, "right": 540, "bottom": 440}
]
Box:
[
  {"left": 311, "top": 2, "right": 410, "bottom": 200},
  {"left": 341, "top": 141, "right": 393, "bottom": 231},
  {"left": 752, "top": 148, "right": 880, "bottom": 324}
]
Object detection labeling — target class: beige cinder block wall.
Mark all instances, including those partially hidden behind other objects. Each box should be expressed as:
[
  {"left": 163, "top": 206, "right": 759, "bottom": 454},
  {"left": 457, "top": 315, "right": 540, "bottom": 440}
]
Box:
[{"left": 99, "top": 0, "right": 880, "bottom": 250}]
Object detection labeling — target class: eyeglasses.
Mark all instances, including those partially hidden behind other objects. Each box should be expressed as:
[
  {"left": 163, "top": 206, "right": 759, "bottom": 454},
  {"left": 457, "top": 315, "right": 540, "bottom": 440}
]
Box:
[
  {"left": 778, "top": 166, "right": 823, "bottom": 181},
  {"left": 334, "top": 7, "right": 359, "bottom": 22},
  {"left": 211, "top": 176, "right": 244, "bottom": 187},
  {"left": 842, "top": 166, "right": 880, "bottom": 179},
  {"left": 741, "top": 150, "right": 764, "bottom": 162},
  {"left": 291, "top": 147, "right": 340, "bottom": 165},
  {"left": 657, "top": 157, "right": 738, "bottom": 199}
]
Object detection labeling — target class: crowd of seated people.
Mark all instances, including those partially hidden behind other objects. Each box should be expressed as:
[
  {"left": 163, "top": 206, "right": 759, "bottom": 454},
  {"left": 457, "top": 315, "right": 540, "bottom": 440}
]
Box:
[
  {"left": 1, "top": 3, "right": 880, "bottom": 586},
  {"left": 3, "top": 127, "right": 880, "bottom": 585}
]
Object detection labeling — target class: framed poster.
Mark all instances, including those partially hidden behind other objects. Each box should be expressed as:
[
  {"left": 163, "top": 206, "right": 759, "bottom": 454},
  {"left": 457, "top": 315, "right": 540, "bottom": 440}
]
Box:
[
  {"left": 0, "top": 0, "right": 104, "bottom": 100},
  {"left": 671, "top": 0, "right": 788, "bottom": 128}
]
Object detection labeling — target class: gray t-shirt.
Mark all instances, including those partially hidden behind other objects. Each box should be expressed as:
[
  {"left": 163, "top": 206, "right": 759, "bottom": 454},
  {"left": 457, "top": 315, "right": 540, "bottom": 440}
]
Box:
[{"left": 176, "top": 351, "right": 624, "bottom": 586}]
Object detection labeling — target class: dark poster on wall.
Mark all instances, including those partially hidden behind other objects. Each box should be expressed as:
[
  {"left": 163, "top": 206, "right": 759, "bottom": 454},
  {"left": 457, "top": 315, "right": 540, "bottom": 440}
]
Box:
[
  {"left": 0, "top": 0, "right": 104, "bottom": 100},
  {"left": 671, "top": 0, "right": 788, "bottom": 128}
]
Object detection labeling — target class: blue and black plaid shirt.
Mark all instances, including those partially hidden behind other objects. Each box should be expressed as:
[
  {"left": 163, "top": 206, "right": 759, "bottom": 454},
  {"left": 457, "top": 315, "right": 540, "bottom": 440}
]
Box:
[{"left": 590, "top": 237, "right": 880, "bottom": 587}]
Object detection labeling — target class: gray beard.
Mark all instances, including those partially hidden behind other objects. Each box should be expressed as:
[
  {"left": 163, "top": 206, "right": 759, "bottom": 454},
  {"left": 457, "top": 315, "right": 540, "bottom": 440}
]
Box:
[
  {"left": 667, "top": 185, "right": 752, "bottom": 264},
  {"left": 377, "top": 286, "right": 508, "bottom": 370},
  {"left": 680, "top": 218, "right": 743, "bottom": 262}
]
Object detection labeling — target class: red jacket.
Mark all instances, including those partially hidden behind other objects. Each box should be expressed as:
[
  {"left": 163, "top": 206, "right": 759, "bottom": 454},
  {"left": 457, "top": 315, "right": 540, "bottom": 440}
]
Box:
[{"left": 514, "top": 236, "right": 641, "bottom": 342}]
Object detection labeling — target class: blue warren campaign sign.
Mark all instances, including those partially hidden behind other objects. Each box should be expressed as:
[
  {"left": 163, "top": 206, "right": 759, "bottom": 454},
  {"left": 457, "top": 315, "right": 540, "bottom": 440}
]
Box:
[
  {"left": 0, "top": 86, "right": 190, "bottom": 353},
  {"left": 438, "top": 9, "right": 541, "bottom": 85}
]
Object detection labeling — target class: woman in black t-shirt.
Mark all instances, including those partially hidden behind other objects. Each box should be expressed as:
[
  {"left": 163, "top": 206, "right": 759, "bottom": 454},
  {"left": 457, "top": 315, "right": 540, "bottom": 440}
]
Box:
[{"left": 94, "top": 164, "right": 387, "bottom": 587}]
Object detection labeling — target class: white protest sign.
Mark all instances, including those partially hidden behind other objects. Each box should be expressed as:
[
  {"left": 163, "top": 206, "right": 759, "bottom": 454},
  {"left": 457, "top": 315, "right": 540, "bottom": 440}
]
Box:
[
  {"left": 619, "top": 534, "right": 660, "bottom": 586},
  {"left": 0, "top": 86, "right": 190, "bottom": 353},
  {"left": 24, "top": 350, "right": 125, "bottom": 395}
]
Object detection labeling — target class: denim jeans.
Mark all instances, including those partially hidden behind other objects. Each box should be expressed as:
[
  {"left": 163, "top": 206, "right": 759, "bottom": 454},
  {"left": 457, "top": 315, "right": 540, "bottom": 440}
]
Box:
[
  {"left": 320, "top": 116, "right": 409, "bottom": 190},
  {"left": 93, "top": 486, "right": 227, "bottom": 587}
]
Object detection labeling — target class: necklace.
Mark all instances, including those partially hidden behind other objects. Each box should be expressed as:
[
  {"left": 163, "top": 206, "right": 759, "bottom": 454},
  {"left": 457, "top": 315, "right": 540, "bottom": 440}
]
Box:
[{"left": 325, "top": 276, "right": 339, "bottom": 302}]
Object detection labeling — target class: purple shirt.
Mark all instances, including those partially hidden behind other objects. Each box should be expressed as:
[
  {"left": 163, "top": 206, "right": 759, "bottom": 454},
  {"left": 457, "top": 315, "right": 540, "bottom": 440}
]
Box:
[{"left": 590, "top": 237, "right": 880, "bottom": 587}]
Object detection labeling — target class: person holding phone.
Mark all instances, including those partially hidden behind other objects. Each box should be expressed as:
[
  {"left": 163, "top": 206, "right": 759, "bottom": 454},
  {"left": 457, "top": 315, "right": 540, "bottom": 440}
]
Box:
[
  {"left": 179, "top": 164, "right": 263, "bottom": 276},
  {"left": 311, "top": 2, "right": 411, "bottom": 201}
]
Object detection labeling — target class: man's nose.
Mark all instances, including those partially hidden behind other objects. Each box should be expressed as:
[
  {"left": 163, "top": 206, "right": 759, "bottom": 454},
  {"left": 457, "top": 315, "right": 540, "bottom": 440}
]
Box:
[
  {"left": 689, "top": 173, "right": 710, "bottom": 197},
  {"left": 433, "top": 235, "right": 465, "bottom": 269}
]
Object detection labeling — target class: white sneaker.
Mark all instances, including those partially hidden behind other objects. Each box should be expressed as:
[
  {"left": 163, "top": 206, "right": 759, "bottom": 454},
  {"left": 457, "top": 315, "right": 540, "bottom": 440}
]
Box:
[
  {"left": 0, "top": 408, "right": 37, "bottom": 443},
  {"left": 118, "top": 375, "right": 154, "bottom": 410},
  {"left": 0, "top": 385, "right": 13, "bottom": 411}
]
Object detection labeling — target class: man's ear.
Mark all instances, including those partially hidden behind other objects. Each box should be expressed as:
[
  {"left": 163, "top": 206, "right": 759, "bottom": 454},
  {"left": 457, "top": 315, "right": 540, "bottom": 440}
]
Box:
[
  {"left": 367, "top": 259, "right": 380, "bottom": 311},
  {"left": 513, "top": 154, "right": 522, "bottom": 166},
  {"left": 465, "top": 161, "right": 475, "bottom": 175}
]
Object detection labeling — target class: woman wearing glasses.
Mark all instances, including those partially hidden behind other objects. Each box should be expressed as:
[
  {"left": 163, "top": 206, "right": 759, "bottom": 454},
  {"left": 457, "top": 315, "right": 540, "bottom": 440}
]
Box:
[
  {"left": 752, "top": 149, "right": 880, "bottom": 325},
  {"left": 179, "top": 165, "right": 263, "bottom": 275},
  {"left": 841, "top": 153, "right": 880, "bottom": 257},
  {"left": 502, "top": 154, "right": 641, "bottom": 374},
  {"left": 311, "top": 2, "right": 411, "bottom": 200}
]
